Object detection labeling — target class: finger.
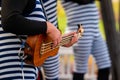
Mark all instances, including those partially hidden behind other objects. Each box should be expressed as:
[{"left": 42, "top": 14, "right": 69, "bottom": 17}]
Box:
[
  {"left": 58, "top": 36, "right": 62, "bottom": 44},
  {"left": 52, "top": 40, "right": 57, "bottom": 48},
  {"left": 63, "top": 31, "right": 76, "bottom": 37},
  {"left": 71, "top": 34, "right": 78, "bottom": 43},
  {"left": 64, "top": 34, "right": 78, "bottom": 47},
  {"left": 52, "top": 34, "right": 62, "bottom": 48}
]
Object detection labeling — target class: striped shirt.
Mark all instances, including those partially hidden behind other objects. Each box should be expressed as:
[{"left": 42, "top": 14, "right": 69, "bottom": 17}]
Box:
[
  {"left": 61, "top": 0, "right": 111, "bottom": 73},
  {"left": 0, "top": 0, "right": 59, "bottom": 79}
]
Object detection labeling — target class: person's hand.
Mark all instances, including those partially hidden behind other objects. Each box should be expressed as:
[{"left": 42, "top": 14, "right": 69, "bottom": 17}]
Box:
[
  {"left": 62, "top": 32, "right": 78, "bottom": 47},
  {"left": 46, "top": 22, "right": 62, "bottom": 47}
]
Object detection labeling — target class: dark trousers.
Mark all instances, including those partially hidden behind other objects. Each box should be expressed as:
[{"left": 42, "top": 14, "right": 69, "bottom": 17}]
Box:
[{"left": 73, "top": 67, "right": 110, "bottom": 80}]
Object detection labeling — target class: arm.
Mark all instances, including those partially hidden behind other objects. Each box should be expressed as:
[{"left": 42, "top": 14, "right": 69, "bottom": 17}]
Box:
[
  {"left": 1, "top": 0, "right": 47, "bottom": 35},
  {"left": 2, "top": 0, "right": 62, "bottom": 47}
]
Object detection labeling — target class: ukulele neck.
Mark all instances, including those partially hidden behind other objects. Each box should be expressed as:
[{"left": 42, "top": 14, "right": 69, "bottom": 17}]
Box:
[{"left": 59, "top": 35, "right": 74, "bottom": 46}]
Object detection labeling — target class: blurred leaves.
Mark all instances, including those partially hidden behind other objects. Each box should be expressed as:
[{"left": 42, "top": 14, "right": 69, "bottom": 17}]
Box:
[{"left": 57, "top": 0, "right": 67, "bottom": 34}]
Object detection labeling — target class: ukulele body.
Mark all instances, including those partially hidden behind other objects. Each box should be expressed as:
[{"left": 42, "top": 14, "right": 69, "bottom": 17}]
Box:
[{"left": 24, "top": 34, "right": 59, "bottom": 67}]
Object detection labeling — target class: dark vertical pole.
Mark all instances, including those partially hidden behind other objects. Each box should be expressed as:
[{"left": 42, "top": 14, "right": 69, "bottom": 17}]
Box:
[{"left": 100, "top": 0, "right": 120, "bottom": 80}]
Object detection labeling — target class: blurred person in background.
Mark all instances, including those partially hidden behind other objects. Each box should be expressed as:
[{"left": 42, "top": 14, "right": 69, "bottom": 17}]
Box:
[{"left": 61, "top": 0, "right": 111, "bottom": 80}]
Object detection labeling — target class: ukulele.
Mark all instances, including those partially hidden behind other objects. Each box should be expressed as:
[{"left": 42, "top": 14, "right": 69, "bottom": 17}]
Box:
[{"left": 24, "top": 24, "right": 84, "bottom": 67}]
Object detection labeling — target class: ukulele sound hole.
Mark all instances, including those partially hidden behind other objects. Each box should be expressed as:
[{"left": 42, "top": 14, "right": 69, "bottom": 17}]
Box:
[{"left": 25, "top": 54, "right": 33, "bottom": 61}]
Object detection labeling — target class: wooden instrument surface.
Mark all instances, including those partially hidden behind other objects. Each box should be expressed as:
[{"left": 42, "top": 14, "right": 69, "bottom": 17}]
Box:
[{"left": 24, "top": 25, "right": 84, "bottom": 67}]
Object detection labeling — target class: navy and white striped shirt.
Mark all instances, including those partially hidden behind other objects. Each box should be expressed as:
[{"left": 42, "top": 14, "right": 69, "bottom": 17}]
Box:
[{"left": 0, "top": 0, "right": 59, "bottom": 79}]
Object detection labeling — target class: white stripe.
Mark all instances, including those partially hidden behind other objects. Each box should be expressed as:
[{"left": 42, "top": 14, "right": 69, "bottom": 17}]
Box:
[
  {"left": 26, "top": 17, "right": 46, "bottom": 21},
  {"left": 0, "top": 33, "right": 16, "bottom": 37},
  {"left": 0, "top": 39, "right": 20, "bottom": 43},
  {"left": 29, "top": 11, "right": 44, "bottom": 16},
  {"left": 0, "top": 50, "right": 19, "bottom": 55},
  {"left": 0, "top": 45, "right": 20, "bottom": 50},
  {"left": 0, "top": 27, "right": 3, "bottom": 30}
]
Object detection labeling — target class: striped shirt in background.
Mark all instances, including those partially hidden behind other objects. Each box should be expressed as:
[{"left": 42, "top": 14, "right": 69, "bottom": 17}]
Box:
[{"left": 61, "top": 0, "right": 111, "bottom": 73}]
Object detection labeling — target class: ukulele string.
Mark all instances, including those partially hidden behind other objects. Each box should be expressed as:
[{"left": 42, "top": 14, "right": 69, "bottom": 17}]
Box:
[
  {"left": 41, "top": 35, "right": 73, "bottom": 49},
  {"left": 42, "top": 34, "right": 74, "bottom": 46},
  {"left": 41, "top": 38, "right": 71, "bottom": 53},
  {"left": 41, "top": 38, "right": 72, "bottom": 54},
  {"left": 40, "top": 35, "right": 74, "bottom": 54},
  {"left": 43, "top": 27, "right": 83, "bottom": 47}
]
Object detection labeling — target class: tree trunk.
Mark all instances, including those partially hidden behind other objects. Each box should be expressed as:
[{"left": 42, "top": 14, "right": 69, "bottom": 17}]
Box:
[{"left": 100, "top": 0, "right": 120, "bottom": 80}]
